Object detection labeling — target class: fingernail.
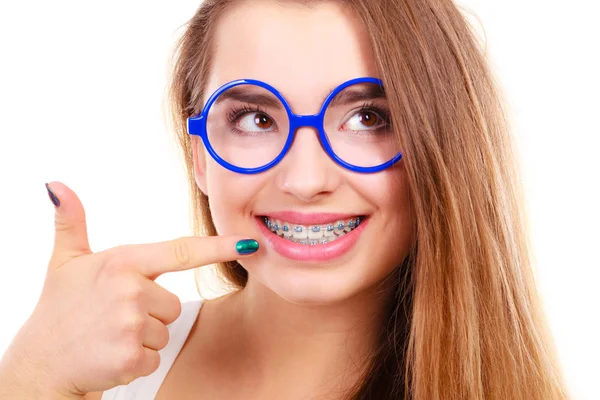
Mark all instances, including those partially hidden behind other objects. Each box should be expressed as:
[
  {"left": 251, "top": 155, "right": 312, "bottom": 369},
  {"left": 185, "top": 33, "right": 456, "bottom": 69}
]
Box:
[
  {"left": 45, "top": 183, "right": 60, "bottom": 208},
  {"left": 236, "top": 239, "right": 259, "bottom": 255}
]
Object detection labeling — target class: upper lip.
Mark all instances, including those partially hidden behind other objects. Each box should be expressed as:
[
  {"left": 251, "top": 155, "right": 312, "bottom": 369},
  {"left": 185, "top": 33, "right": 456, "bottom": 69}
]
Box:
[{"left": 258, "top": 211, "right": 365, "bottom": 225}]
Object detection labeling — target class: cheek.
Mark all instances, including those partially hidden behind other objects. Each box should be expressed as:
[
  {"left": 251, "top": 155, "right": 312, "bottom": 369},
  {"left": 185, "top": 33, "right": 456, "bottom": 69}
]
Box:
[
  {"left": 205, "top": 162, "right": 262, "bottom": 234},
  {"left": 357, "top": 167, "right": 415, "bottom": 249},
  {"left": 357, "top": 166, "right": 411, "bottom": 212},
  {"left": 382, "top": 172, "right": 414, "bottom": 239},
  {"left": 206, "top": 170, "right": 240, "bottom": 233}
]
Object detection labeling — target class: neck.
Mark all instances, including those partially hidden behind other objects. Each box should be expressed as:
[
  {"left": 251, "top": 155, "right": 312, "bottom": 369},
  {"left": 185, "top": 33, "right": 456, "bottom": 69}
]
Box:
[{"left": 228, "top": 276, "right": 395, "bottom": 397}]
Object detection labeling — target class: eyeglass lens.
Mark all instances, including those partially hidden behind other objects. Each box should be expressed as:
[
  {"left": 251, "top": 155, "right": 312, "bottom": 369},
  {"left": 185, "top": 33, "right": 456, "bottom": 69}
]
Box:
[{"left": 205, "top": 83, "right": 401, "bottom": 169}]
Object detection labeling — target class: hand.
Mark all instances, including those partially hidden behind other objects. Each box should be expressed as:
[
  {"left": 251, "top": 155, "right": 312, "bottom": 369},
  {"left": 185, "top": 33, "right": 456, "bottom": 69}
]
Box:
[{"left": 0, "top": 182, "right": 258, "bottom": 398}]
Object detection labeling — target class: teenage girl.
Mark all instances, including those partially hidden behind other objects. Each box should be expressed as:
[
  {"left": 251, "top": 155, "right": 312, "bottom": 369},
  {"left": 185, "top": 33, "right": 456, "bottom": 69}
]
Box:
[{"left": 0, "top": 1, "right": 570, "bottom": 399}]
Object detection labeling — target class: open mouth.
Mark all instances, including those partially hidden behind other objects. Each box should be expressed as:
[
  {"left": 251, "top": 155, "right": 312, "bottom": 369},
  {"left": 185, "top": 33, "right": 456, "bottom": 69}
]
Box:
[{"left": 260, "top": 215, "right": 365, "bottom": 246}]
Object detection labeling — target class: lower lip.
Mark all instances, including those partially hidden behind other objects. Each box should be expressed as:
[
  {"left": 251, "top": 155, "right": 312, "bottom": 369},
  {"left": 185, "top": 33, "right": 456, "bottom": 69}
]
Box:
[{"left": 255, "top": 216, "right": 369, "bottom": 262}]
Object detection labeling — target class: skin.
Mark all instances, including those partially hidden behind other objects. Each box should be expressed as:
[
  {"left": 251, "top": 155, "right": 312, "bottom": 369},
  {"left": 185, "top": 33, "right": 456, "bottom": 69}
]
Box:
[{"left": 154, "top": 2, "right": 415, "bottom": 399}]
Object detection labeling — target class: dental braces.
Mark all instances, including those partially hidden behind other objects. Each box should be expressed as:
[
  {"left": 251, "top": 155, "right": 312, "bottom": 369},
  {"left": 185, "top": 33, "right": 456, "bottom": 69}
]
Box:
[{"left": 264, "top": 216, "right": 363, "bottom": 233}]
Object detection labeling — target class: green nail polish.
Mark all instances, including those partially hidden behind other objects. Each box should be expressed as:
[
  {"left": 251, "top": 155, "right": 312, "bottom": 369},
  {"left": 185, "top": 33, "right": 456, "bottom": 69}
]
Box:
[{"left": 236, "top": 239, "right": 259, "bottom": 255}]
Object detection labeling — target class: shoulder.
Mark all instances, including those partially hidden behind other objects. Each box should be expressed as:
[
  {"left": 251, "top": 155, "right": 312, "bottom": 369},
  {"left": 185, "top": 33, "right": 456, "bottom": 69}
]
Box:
[{"left": 96, "top": 298, "right": 205, "bottom": 400}]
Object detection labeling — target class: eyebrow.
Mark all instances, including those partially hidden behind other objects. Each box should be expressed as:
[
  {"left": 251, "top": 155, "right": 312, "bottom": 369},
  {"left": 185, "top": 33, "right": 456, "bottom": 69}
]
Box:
[
  {"left": 327, "top": 84, "right": 387, "bottom": 107},
  {"left": 211, "top": 83, "right": 387, "bottom": 111},
  {"left": 213, "top": 87, "right": 283, "bottom": 109}
]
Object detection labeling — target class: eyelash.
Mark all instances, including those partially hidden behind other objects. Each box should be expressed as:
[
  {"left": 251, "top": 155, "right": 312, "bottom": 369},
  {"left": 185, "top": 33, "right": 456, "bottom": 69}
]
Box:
[
  {"left": 227, "top": 104, "right": 266, "bottom": 123},
  {"left": 226, "top": 102, "right": 391, "bottom": 127}
]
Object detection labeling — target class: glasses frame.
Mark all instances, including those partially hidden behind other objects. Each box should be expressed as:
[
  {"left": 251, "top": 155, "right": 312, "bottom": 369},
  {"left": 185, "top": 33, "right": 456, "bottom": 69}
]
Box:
[{"left": 187, "top": 77, "right": 403, "bottom": 174}]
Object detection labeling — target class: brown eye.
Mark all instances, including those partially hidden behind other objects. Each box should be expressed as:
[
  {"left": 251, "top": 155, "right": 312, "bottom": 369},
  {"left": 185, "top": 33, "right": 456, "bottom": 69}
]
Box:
[
  {"left": 358, "top": 111, "right": 378, "bottom": 127},
  {"left": 254, "top": 113, "right": 273, "bottom": 129}
]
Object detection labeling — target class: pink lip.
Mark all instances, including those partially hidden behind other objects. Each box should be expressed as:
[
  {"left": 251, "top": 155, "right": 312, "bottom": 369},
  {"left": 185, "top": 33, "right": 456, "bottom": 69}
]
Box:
[
  {"left": 259, "top": 211, "right": 362, "bottom": 225},
  {"left": 255, "top": 216, "right": 369, "bottom": 262}
]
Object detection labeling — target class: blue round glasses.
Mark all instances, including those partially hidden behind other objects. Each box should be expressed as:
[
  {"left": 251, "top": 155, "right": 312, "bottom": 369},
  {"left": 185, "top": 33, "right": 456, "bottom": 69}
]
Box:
[{"left": 187, "top": 77, "right": 403, "bottom": 174}]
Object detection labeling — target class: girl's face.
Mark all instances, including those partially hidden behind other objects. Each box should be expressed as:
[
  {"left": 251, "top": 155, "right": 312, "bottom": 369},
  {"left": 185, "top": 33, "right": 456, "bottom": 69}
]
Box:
[{"left": 192, "top": 1, "right": 415, "bottom": 304}]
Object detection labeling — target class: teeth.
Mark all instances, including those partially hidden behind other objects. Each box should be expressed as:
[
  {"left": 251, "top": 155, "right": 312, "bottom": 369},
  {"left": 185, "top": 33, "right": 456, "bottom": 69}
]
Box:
[
  {"left": 263, "top": 216, "right": 363, "bottom": 245},
  {"left": 292, "top": 225, "right": 308, "bottom": 239},
  {"left": 344, "top": 220, "right": 354, "bottom": 233},
  {"left": 307, "top": 225, "right": 324, "bottom": 240},
  {"left": 281, "top": 222, "right": 292, "bottom": 237},
  {"left": 324, "top": 224, "right": 335, "bottom": 237}
]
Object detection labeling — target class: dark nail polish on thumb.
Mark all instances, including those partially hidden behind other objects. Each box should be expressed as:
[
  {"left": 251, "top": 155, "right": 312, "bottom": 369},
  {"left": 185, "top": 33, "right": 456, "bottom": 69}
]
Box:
[{"left": 45, "top": 183, "right": 61, "bottom": 208}]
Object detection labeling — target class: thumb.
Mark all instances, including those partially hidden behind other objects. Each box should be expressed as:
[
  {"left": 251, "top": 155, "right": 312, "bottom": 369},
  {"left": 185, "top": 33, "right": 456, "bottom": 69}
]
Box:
[{"left": 46, "top": 181, "right": 92, "bottom": 269}]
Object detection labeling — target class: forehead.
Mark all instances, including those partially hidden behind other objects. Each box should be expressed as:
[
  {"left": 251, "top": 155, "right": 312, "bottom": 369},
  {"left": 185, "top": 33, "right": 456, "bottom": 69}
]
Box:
[{"left": 206, "top": 1, "right": 380, "bottom": 111}]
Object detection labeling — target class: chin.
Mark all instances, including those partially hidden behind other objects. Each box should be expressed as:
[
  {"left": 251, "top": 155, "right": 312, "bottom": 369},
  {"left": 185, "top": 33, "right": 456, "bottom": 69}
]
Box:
[{"left": 241, "top": 256, "right": 385, "bottom": 307}]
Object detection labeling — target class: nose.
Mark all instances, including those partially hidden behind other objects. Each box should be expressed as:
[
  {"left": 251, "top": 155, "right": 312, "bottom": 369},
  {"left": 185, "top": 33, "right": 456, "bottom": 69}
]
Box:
[{"left": 274, "top": 126, "right": 341, "bottom": 203}]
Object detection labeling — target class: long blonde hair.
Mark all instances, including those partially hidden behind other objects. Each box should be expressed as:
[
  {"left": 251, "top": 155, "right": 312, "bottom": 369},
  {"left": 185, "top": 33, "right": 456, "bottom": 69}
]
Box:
[{"left": 167, "top": 0, "right": 570, "bottom": 398}]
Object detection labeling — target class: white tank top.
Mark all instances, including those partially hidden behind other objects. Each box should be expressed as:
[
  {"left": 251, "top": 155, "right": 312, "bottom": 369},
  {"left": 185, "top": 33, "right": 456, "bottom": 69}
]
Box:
[{"left": 101, "top": 299, "right": 204, "bottom": 400}]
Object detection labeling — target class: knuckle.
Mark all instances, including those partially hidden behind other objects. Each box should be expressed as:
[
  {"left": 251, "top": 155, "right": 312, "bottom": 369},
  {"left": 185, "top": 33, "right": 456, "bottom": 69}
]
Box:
[
  {"left": 171, "top": 238, "right": 191, "bottom": 267},
  {"left": 117, "top": 374, "right": 137, "bottom": 387},
  {"left": 141, "top": 351, "right": 161, "bottom": 377},
  {"left": 123, "top": 280, "right": 146, "bottom": 304},
  {"left": 122, "top": 312, "right": 146, "bottom": 335},
  {"left": 120, "top": 346, "right": 146, "bottom": 376},
  {"left": 169, "top": 294, "right": 182, "bottom": 317},
  {"left": 165, "top": 291, "right": 182, "bottom": 311},
  {"left": 53, "top": 215, "right": 73, "bottom": 234},
  {"left": 102, "top": 247, "right": 130, "bottom": 275},
  {"left": 160, "top": 295, "right": 182, "bottom": 326},
  {"left": 157, "top": 325, "right": 171, "bottom": 350}
]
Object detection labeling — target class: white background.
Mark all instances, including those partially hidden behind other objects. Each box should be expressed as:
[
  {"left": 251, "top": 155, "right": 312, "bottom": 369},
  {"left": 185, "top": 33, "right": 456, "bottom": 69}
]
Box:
[{"left": 0, "top": 1, "right": 598, "bottom": 398}]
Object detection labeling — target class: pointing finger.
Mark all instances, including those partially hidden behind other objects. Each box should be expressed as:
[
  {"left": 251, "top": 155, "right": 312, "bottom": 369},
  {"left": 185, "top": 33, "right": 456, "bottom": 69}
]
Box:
[{"left": 105, "top": 235, "right": 259, "bottom": 280}]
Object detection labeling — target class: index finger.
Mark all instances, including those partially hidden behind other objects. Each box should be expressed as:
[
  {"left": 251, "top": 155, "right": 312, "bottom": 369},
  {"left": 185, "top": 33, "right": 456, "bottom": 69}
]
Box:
[{"left": 109, "top": 235, "right": 259, "bottom": 280}]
